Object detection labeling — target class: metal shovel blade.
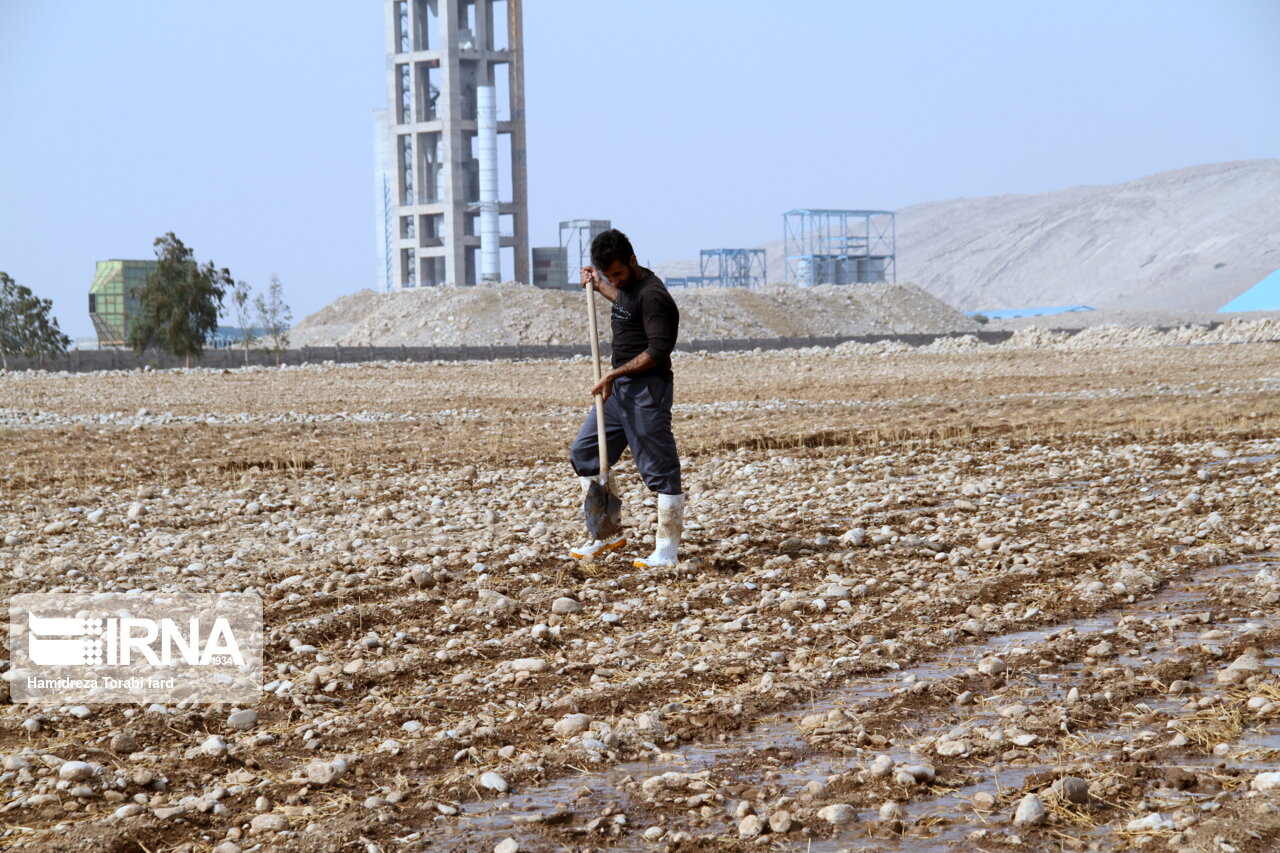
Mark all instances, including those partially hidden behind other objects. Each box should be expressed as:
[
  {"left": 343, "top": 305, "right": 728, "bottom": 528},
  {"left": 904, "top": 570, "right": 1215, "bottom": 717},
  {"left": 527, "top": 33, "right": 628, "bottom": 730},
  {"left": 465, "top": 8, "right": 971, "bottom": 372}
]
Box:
[{"left": 584, "top": 478, "right": 622, "bottom": 542}]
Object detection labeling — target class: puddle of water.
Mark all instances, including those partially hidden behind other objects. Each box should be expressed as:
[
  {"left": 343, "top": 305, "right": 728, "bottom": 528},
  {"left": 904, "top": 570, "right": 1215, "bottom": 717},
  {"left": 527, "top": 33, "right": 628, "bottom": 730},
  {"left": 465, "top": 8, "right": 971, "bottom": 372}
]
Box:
[{"left": 440, "top": 557, "right": 1279, "bottom": 849}]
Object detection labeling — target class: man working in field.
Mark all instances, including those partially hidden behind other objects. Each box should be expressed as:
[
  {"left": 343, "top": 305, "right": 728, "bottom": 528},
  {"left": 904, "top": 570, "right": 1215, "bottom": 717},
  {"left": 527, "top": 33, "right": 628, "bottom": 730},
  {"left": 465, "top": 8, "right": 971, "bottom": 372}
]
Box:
[{"left": 568, "top": 228, "right": 685, "bottom": 568}]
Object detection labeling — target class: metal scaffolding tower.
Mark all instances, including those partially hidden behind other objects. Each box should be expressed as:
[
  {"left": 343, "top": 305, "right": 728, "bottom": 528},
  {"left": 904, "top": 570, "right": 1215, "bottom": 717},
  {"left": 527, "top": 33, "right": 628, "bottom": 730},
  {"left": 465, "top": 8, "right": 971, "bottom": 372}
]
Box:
[
  {"left": 559, "top": 219, "right": 611, "bottom": 276},
  {"left": 381, "top": 0, "right": 529, "bottom": 288},
  {"left": 783, "top": 209, "right": 895, "bottom": 287},
  {"left": 667, "top": 249, "right": 767, "bottom": 289},
  {"left": 702, "top": 248, "right": 766, "bottom": 288}
]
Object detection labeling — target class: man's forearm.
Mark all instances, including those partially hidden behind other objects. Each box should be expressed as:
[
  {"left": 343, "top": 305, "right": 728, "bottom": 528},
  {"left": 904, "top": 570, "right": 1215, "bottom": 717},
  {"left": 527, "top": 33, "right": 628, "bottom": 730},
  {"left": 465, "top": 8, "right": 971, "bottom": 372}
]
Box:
[
  {"left": 606, "top": 350, "right": 657, "bottom": 379},
  {"left": 594, "top": 280, "right": 619, "bottom": 303}
]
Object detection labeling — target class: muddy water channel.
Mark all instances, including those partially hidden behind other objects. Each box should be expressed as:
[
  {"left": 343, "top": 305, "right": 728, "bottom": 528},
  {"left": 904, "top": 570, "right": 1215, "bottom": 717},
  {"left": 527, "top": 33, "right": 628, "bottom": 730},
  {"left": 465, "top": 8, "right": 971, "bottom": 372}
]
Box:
[{"left": 443, "top": 556, "right": 1280, "bottom": 851}]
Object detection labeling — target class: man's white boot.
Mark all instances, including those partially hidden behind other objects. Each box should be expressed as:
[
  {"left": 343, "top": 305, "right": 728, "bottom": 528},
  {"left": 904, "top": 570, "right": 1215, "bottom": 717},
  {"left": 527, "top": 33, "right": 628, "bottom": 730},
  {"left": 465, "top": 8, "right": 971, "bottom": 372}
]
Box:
[
  {"left": 633, "top": 492, "right": 685, "bottom": 569},
  {"left": 569, "top": 476, "right": 626, "bottom": 559}
]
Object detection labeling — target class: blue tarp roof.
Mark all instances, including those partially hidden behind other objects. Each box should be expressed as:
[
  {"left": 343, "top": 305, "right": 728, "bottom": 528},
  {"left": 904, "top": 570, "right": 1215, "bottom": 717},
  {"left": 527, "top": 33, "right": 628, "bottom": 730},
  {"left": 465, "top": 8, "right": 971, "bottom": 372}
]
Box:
[
  {"left": 965, "top": 305, "right": 1095, "bottom": 319},
  {"left": 1219, "top": 269, "right": 1280, "bottom": 312}
]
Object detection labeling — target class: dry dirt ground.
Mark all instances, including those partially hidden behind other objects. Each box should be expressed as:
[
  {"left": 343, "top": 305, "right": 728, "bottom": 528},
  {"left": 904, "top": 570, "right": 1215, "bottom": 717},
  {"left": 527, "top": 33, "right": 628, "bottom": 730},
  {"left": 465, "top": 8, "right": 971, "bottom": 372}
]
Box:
[{"left": 5, "top": 342, "right": 1280, "bottom": 852}]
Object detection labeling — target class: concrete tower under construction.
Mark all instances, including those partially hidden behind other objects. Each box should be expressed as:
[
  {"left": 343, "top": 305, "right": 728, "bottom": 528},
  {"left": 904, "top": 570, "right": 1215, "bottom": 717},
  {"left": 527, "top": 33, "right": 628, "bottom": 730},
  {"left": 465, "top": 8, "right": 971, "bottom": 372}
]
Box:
[{"left": 379, "top": 0, "right": 529, "bottom": 289}]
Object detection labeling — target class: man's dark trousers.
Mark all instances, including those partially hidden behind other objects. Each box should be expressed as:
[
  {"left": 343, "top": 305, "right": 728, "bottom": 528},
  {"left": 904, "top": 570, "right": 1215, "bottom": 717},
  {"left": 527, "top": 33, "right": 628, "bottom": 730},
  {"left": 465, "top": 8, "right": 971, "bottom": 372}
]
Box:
[{"left": 569, "top": 373, "right": 681, "bottom": 496}]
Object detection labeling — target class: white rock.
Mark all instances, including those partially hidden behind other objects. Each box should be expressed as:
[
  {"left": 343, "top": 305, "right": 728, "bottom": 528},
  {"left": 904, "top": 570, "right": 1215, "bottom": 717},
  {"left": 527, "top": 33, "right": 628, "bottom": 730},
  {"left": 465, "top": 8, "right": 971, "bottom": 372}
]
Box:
[
  {"left": 817, "top": 803, "right": 857, "bottom": 826},
  {"left": 200, "top": 735, "right": 228, "bottom": 757},
  {"left": 551, "top": 597, "right": 582, "bottom": 615},
  {"left": 554, "top": 714, "right": 593, "bottom": 737},
  {"left": 1013, "top": 793, "right": 1046, "bottom": 826},
  {"left": 978, "top": 656, "right": 1006, "bottom": 675},
  {"left": 1252, "top": 771, "right": 1280, "bottom": 792},
  {"left": 227, "top": 709, "right": 258, "bottom": 731},
  {"left": 841, "top": 528, "right": 866, "bottom": 547},
  {"left": 305, "top": 758, "right": 344, "bottom": 785},
  {"left": 900, "top": 764, "right": 936, "bottom": 783},
  {"left": 250, "top": 813, "right": 289, "bottom": 832},
  {"left": 873, "top": 801, "right": 901, "bottom": 821},
  {"left": 867, "top": 754, "right": 895, "bottom": 777},
  {"left": 480, "top": 771, "right": 509, "bottom": 793},
  {"left": 510, "top": 657, "right": 548, "bottom": 673},
  {"left": 494, "top": 840, "right": 519, "bottom": 853},
  {"left": 58, "top": 760, "right": 96, "bottom": 782}
]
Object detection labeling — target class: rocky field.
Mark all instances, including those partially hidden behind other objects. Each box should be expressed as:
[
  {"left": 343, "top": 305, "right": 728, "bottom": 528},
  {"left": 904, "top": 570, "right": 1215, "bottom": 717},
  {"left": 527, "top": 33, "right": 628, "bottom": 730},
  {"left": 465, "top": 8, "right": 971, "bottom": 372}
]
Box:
[{"left": 4, "top": 339, "right": 1280, "bottom": 852}]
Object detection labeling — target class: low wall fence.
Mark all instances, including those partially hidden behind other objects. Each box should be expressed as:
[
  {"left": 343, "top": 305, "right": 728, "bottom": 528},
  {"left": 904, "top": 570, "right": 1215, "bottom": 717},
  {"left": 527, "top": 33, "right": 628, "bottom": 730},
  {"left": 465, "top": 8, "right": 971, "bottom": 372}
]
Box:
[{"left": 10, "top": 324, "right": 1239, "bottom": 372}]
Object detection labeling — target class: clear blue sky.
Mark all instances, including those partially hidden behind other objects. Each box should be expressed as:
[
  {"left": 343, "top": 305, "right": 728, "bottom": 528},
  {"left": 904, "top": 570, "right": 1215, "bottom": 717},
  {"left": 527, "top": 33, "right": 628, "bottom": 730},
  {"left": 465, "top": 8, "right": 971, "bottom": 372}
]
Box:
[{"left": 2, "top": 1, "right": 1277, "bottom": 338}]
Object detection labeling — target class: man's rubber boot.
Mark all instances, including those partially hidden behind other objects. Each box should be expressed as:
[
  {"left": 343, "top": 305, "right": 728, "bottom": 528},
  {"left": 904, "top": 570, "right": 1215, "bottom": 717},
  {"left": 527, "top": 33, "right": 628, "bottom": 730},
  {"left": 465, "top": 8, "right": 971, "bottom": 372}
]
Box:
[
  {"left": 570, "top": 476, "right": 626, "bottom": 559},
  {"left": 633, "top": 492, "right": 685, "bottom": 569}
]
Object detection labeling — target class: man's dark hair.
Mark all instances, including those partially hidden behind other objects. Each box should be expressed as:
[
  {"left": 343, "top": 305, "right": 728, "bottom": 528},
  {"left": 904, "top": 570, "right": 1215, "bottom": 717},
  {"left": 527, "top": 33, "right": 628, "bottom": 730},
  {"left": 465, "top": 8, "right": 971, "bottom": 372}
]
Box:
[{"left": 590, "top": 229, "right": 635, "bottom": 270}]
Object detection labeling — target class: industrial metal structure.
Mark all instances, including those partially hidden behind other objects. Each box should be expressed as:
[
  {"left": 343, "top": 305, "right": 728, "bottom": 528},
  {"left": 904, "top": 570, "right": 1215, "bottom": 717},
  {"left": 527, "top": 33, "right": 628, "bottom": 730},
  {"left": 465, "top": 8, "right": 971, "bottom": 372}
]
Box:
[
  {"left": 381, "top": 0, "right": 529, "bottom": 288},
  {"left": 783, "top": 209, "right": 895, "bottom": 287},
  {"left": 668, "top": 249, "right": 767, "bottom": 289},
  {"left": 559, "top": 219, "right": 611, "bottom": 275},
  {"left": 88, "top": 260, "right": 156, "bottom": 348}
]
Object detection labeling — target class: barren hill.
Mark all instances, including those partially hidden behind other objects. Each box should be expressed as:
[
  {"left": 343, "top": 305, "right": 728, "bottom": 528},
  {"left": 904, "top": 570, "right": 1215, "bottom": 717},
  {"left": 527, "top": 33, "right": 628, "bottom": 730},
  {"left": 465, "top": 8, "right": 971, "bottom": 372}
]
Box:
[{"left": 654, "top": 160, "right": 1280, "bottom": 313}]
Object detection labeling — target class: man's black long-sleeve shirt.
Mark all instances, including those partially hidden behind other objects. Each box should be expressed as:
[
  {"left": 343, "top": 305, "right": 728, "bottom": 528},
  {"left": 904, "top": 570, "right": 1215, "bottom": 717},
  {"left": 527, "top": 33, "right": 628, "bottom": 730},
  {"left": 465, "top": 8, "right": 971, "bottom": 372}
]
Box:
[{"left": 610, "top": 267, "right": 679, "bottom": 381}]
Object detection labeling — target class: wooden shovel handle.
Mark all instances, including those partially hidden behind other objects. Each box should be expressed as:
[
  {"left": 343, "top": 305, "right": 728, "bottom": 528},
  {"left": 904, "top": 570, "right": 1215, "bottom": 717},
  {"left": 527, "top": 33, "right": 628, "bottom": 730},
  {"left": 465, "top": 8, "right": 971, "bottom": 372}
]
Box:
[{"left": 585, "top": 282, "right": 609, "bottom": 486}]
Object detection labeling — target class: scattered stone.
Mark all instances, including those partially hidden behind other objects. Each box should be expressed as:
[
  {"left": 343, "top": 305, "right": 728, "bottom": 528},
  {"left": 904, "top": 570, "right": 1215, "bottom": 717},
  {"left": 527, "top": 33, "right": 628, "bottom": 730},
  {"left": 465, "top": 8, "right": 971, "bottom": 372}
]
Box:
[
  {"left": 551, "top": 597, "right": 582, "bottom": 615},
  {"left": 58, "top": 761, "right": 95, "bottom": 782},
  {"left": 510, "top": 658, "right": 548, "bottom": 673},
  {"left": 109, "top": 732, "right": 138, "bottom": 753},
  {"left": 1252, "top": 771, "right": 1280, "bottom": 792},
  {"left": 227, "top": 709, "right": 259, "bottom": 731},
  {"left": 1086, "top": 640, "right": 1115, "bottom": 658},
  {"left": 200, "top": 735, "right": 228, "bottom": 757},
  {"left": 480, "top": 771, "right": 509, "bottom": 793},
  {"left": 1055, "top": 776, "right": 1090, "bottom": 805},
  {"left": 978, "top": 656, "right": 1006, "bottom": 675},
  {"left": 867, "top": 754, "right": 895, "bottom": 778},
  {"left": 973, "top": 791, "right": 997, "bottom": 811},
  {"left": 553, "top": 714, "right": 592, "bottom": 737},
  {"left": 1013, "top": 794, "right": 1046, "bottom": 826},
  {"left": 879, "top": 801, "right": 906, "bottom": 822},
  {"left": 250, "top": 813, "right": 289, "bottom": 833},
  {"left": 817, "top": 803, "right": 857, "bottom": 826}
]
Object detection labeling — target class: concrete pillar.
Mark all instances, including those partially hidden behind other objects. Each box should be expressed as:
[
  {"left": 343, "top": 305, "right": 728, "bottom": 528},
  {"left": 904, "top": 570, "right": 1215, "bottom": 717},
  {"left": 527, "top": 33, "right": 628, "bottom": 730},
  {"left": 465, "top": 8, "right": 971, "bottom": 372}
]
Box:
[{"left": 383, "top": 0, "right": 529, "bottom": 290}]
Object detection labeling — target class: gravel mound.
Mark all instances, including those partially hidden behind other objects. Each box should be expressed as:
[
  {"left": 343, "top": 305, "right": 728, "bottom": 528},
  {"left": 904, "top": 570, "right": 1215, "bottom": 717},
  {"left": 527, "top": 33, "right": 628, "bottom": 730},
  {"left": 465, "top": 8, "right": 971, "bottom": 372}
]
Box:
[
  {"left": 291, "top": 281, "right": 977, "bottom": 347},
  {"left": 1003, "top": 317, "right": 1280, "bottom": 350}
]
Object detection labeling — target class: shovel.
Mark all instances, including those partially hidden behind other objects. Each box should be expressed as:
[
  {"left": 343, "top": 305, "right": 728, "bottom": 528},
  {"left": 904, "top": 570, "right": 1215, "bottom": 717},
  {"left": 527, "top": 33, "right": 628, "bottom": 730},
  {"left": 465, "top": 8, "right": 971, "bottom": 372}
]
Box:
[{"left": 583, "top": 279, "right": 623, "bottom": 542}]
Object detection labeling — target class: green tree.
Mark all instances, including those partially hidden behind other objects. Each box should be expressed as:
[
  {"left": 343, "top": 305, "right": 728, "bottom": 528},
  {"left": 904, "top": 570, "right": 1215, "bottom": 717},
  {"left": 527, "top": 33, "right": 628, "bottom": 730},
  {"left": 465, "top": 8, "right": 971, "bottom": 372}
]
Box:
[
  {"left": 0, "top": 272, "right": 71, "bottom": 370},
  {"left": 129, "top": 233, "right": 231, "bottom": 368},
  {"left": 230, "top": 280, "right": 258, "bottom": 365},
  {"left": 253, "top": 274, "right": 293, "bottom": 366}
]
